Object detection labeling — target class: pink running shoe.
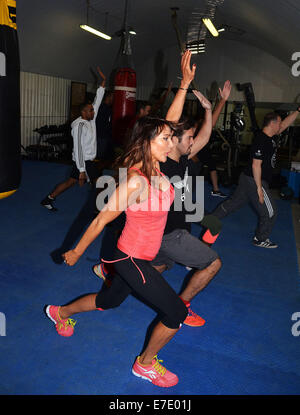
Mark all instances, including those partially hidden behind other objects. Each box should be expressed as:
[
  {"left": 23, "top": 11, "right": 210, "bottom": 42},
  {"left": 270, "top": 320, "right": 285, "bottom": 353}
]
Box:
[
  {"left": 132, "top": 355, "right": 178, "bottom": 387},
  {"left": 45, "top": 305, "right": 76, "bottom": 337}
]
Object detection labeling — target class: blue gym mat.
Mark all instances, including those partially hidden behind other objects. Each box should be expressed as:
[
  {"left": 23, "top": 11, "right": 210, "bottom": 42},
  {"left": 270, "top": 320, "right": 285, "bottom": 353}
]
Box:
[{"left": 0, "top": 160, "right": 299, "bottom": 395}]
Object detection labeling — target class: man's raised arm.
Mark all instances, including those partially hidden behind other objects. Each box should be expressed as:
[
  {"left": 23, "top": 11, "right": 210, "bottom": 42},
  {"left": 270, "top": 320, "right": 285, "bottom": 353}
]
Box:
[
  {"left": 212, "top": 80, "right": 231, "bottom": 128},
  {"left": 189, "top": 91, "right": 212, "bottom": 159},
  {"left": 278, "top": 106, "right": 300, "bottom": 135},
  {"left": 93, "top": 66, "right": 106, "bottom": 117}
]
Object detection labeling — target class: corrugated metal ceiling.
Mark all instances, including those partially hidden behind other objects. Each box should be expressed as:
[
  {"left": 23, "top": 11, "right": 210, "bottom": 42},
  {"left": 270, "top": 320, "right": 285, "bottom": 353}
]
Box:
[{"left": 17, "top": 0, "right": 300, "bottom": 77}]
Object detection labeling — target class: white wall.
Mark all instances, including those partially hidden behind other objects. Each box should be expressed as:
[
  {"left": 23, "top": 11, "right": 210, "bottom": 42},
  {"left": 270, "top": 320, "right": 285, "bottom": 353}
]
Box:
[
  {"left": 20, "top": 38, "right": 300, "bottom": 150},
  {"left": 20, "top": 72, "right": 96, "bottom": 149},
  {"left": 20, "top": 72, "right": 71, "bottom": 149}
]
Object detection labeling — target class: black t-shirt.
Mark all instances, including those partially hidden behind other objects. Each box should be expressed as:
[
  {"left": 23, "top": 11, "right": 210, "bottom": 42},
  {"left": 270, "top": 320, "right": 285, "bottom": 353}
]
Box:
[
  {"left": 244, "top": 131, "right": 278, "bottom": 184},
  {"left": 159, "top": 155, "right": 196, "bottom": 234},
  {"left": 96, "top": 103, "right": 112, "bottom": 142},
  {"left": 96, "top": 103, "right": 112, "bottom": 158}
]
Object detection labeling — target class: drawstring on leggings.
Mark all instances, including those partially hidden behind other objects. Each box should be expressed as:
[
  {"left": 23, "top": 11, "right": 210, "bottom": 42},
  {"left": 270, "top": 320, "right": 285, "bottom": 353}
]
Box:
[{"left": 101, "top": 255, "right": 146, "bottom": 284}]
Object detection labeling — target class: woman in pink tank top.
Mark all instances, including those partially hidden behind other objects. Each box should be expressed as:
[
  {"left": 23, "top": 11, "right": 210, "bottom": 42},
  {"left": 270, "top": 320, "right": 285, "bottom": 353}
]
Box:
[{"left": 46, "top": 50, "right": 196, "bottom": 388}]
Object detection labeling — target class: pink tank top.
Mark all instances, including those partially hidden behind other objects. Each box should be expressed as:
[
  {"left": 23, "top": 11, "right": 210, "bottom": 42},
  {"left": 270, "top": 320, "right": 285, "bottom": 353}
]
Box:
[{"left": 117, "top": 167, "right": 174, "bottom": 261}]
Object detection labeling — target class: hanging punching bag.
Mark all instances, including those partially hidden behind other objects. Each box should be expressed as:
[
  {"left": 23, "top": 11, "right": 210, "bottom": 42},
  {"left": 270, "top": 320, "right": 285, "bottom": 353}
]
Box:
[
  {"left": 112, "top": 67, "right": 136, "bottom": 145},
  {"left": 0, "top": 0, "right": 21, "bottom": 199}
]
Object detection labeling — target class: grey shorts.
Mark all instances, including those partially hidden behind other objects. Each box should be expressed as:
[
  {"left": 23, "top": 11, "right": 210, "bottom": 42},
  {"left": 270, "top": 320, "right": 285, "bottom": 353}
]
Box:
[{"left": 151, "top": 229, "right": 219, "bottom": 270}]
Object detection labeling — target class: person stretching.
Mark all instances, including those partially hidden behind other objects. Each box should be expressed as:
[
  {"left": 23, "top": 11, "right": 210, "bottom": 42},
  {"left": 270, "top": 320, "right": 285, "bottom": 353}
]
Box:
[
  {"left": 41, "top": 67, "right": 106, "bottom": 211},
  {"left": 45, "top": 51, "right": 195, "bottom": 388}
]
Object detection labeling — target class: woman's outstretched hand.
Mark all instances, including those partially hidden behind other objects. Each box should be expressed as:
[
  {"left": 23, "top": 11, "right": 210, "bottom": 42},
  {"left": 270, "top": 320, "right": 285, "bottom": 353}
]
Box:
[
  {"left": 180, "top": 50, "right": 196, "bottom": 88},
  {"left": 63, "top": 250, "right": 81, "bottom": 266}
]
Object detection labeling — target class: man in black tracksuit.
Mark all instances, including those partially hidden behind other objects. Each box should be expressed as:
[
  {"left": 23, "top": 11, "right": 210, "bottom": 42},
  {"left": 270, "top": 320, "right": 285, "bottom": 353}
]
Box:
[{"left": 212, "top": 107, "right": 300, "bottom": 248}]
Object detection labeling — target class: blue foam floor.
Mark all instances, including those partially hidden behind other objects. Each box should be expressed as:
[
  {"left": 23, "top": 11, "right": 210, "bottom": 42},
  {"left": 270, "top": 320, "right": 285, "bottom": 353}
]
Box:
[{"left": 0, "top": 160, "right": 299, "bottom": 395}]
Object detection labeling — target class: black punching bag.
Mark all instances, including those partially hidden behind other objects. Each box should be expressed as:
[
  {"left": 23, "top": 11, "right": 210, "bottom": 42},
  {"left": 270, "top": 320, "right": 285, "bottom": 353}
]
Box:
[{"left": 0, "top": 0, "right": 21, "bottom": 199}]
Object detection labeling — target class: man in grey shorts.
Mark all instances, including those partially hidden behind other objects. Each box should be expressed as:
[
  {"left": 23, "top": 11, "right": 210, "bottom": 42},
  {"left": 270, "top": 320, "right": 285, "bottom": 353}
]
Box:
[
  {"left": 152, "top": 229, "right": 219, "bottom": 273},
  {"left": 96, "top": 80, "right": 227, "bottom": 327}
]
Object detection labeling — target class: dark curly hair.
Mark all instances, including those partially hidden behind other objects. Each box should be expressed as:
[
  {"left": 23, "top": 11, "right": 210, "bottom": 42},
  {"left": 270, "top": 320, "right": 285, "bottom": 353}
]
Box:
[
  {"left": 114, "top": 117, "right": 177, "bottom": 183},
  {"left": 173, "top": 116, "right": 196, "bottom": 142}
]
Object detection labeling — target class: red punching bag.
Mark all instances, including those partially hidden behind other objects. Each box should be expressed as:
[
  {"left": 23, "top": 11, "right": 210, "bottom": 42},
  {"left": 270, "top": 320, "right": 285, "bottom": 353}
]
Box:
[{"left": 112, "top": 67, "right": 136, "bottom": 145}]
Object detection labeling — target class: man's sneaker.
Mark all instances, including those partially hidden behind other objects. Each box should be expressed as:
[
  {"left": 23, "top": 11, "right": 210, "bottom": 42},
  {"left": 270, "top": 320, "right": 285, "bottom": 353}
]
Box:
[
  {"left": 45, "top": 305, "right": 76, "bottom": 337},
  {"left": 211, "top": 190, "right": 227, "bottom": 198},
  {"left": 41, "top": 196, "right": 57, "bottom": 211},
  {"left": 253, "top": 236, "right": 278, "bottom": 249},
  {"left": 132, "top": 355, "right": 178, "bottom": 387},
  {"left": 93, "top": 263, "right": 112, "bottom": 287},
  {"left": 184, "top": 306, "right": 206, "bottom": 327}
]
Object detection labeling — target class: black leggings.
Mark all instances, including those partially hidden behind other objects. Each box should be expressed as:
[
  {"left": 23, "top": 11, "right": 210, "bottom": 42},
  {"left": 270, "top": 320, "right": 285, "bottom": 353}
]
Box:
[{"left": 95, "top": 248, "right": 188, "bottom": 329}]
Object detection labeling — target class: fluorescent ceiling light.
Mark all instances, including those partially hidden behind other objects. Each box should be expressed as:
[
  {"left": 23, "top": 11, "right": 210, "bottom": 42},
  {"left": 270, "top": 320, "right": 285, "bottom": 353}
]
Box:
[
  {"left": 190, "top": 49, "right": 205, "bottom": 53},
  {"left": 188, "top": 47, "right": 205, "bottom": 52},
  {"left": 80, "top": 24, "right": 111, "bottom": 40},
  {"left": 129, "top": 27, "right": 137, "bottom": 35},
  {"left": 186, "top": 42, "right": 205, "bottom": 51},
  {"left": 189, "top": 46, "right": 205, "bottom": 50},
  {"left": 202, "top": 18, "right": 219, "bottom": 37},
  {"left": 218, "top": 28, "right": 225, "bottom": 32}
]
